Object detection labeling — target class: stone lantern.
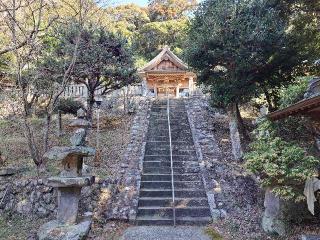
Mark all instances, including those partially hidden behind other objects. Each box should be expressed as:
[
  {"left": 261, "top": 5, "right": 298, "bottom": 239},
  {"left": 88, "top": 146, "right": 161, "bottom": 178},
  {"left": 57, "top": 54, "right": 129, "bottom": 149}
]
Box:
[{"left": 38, "top": 109, "right": 95, "bottom": 240}]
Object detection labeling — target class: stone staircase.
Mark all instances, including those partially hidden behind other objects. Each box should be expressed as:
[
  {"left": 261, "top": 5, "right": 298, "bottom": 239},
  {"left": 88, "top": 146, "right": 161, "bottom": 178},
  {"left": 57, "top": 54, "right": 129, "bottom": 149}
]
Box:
[{"left": 136, "top": 99, "right": 212, "bottom": 225}]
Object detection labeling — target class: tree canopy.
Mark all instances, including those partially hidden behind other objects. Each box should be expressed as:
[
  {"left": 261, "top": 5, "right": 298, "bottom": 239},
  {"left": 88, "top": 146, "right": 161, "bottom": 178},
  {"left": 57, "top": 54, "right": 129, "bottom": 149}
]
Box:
[
  {"left": 185, "top": 0, "right": 303, "bottom": 109},
  {"left": 148, "top": 0, "right": 197, "bottom": 21}
]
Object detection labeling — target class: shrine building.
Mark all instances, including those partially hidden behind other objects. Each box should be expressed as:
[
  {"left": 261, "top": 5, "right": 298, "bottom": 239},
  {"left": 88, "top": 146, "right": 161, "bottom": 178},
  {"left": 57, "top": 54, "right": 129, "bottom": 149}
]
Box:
[{"left": 138, "top": 46, "right": 197, "bottom": 98}]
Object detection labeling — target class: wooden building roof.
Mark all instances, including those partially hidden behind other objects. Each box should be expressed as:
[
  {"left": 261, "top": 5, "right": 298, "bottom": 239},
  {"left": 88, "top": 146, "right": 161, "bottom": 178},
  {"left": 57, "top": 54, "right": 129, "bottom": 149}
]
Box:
[
  {"left": 139, "top": 46, "right": 189, "bottom": 73},
  {"left": 267, "top": 95, "right": 320, "bottom": 121}
]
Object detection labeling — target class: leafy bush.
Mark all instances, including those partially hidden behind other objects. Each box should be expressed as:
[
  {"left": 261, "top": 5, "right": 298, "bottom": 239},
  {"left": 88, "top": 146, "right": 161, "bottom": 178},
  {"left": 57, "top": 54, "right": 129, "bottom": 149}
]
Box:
[
  {"left": 278, "top": 77, "right": 310, "bottom": 108},
  {"left": 245, "top": 120, "right": 319, "bottom": 201},
  {"left": 56, "top": 98, "right": 83, "bottom": 115}
]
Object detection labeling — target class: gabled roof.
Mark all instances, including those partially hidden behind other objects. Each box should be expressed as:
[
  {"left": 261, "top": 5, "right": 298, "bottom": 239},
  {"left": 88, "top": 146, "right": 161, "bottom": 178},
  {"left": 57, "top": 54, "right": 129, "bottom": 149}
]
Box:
[{"left": 139, "top": 46, "right": 188, "bottom": 72}]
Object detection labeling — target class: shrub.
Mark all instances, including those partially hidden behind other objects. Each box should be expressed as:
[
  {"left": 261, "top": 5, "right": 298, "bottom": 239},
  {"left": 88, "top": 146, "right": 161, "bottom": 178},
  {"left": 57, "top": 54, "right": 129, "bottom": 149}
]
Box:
[
  {"left": 56, "top": 98, "right": 83, "bottom": 115},
  {"left": 278, "top": 77, "right": 310, "bottom": 108},
  {"left": 245, "top": 120, "right": 319, "bottom": 202}
]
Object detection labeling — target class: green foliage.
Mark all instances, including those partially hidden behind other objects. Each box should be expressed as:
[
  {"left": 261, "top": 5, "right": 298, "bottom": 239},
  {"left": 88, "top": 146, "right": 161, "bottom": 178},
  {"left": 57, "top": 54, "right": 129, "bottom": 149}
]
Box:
[
  {"left": 205, "top": 228, "right": 224, "bottom": 240},
  {"left": 185, "top": 0, "right": 301, "bottom": 108},
  {"left": 278, "top": 77, "right": 310, "bottom": 108},
  {"left": 148, "top": 0, "right": 197, "bottom": 21},
  {"left": 105, "top": 4, "right": 150, "bottom": 44},
  {"left": 245, "top": 120, "right": 319, "bottom": 201},
  {"left": 56, "top": 98, "right": 83, "bottom": 115},
  {"left": 104, "top": 2, "right": 191, "bottom": 60},
  {"left": 134, "top": 18, "right": 189, "bottom": 60}
]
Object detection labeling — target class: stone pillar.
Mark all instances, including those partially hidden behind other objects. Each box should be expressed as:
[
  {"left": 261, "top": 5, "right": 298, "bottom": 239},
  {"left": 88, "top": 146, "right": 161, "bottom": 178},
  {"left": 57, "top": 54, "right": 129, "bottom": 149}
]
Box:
[
  {"left": 154, "top": 85, "right": 157, "bottom": 98},
  {"left": 176, "top": 85, "right": 180, "bottom": 98},
  {"left": 188, "top": 77, "right": 194, "bottom": 95},
  {"left": 57, "top": 187, "right": 81, "bottom": 224},
  {"left": 142, "top": 77, "right": 147, "bottom": 96}
]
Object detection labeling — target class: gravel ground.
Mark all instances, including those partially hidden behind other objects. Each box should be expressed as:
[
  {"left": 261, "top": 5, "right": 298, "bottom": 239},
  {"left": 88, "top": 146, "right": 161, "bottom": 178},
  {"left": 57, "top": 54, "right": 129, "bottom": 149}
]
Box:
[{"left": 119, "top": 226, "right": 212, "bottom": 240}]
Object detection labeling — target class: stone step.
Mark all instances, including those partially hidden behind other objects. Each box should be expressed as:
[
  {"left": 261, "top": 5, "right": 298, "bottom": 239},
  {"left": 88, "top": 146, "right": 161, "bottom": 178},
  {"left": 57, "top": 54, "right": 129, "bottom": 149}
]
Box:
[
  {"left": 136, "top": 216, "right": 212, "bottom": 226},
  {"left": 145, "top": 142, "right": 195, "bottom": 150},
  {"left": 144, "top": 148, "right": 197, "bottom": 156},
  {"left": 146, "top": 130, "right": 192, "bottom": 136},
  {"left": 141, "top": 174, "right": 201, "bottom": 182},
  {"left": 175, "top": 216, "right": 212, "bottom": 226},
  {"left": 136, "top": 100, "right": 212, "bottom": 226},
  {"left": 140, "top": 181, "right": 203, "bottom": 189},
  {"left": 144, "top": 155, "right": 198, "bottom": 162},
  {"left": 139, "top": 189, "right": 207, "bottom": 198},
  {"left": 138, "top": 197, "right": 209, "bottom": 208},
  {"left": 136, "top": 216, "right": 173, "bottom": 226},
  {"left": 143, "top": 161, "right": 198, "bottom": 168},
  {"left": 146, "top": 135, "right": 194, "bottom": 142},
  {"left": 143, "top": 167, "right": 200, "bottom": 174},
  {"left": 137, "top": 207, "right": 211, "bottom": 218}
]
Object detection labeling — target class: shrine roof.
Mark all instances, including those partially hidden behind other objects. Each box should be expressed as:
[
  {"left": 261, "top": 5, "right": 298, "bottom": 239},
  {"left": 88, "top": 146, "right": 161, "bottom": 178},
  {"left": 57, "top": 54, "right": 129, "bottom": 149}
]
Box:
[
  {"left": 139, "top": 46, "right": 189, "bottom": 72},
  {"left": 267, "top": 95, "right": 320, "bottom": 121}
]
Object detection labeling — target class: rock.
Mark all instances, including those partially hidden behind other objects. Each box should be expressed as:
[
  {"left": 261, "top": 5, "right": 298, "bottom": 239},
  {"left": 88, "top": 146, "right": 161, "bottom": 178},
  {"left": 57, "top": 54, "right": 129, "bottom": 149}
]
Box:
[
  {"left": 70, "top": 129, "right": 86, "bottom": 146},
  {"left": 17, "top": 199, "right": 32, "bottom": 214},
  {"left": 262, "top": 188, "right": 286, "bottom": 236},
  {"left": 121, "top": 163, "right": 129, "bottom": 168},
  {"left": 77, "top": 108, "right": 86, "bottom": 118},
  {"left": 38, "top": 219, "right": 91, "bottom": 240},
  {"left": 82, "top": 164, "right": 91, "bottom": 175},
  {"left": 37, "top": 207, "right": 49, "bottom": 217},
  {"left": 43, "top": 193, "right": 52, "bottom": 204},
  {"left": 69, "top": 119, "right": 91, "bottom": 129},
  {"left": 301, "top": 234, "right": 320, "bottom": 240},
  {"left": 83, "top": 212, "right": 93, "bottom": 217},
  {"left": 220, "top": 209, "right": 227, "bottom": 219},
  {"left": 44, "top": 146, "right": 95, "bottom": 162},
  {"left": 0, "top": 167, "right": 17, "bottom": 176},
  {"left": 27, "top": 231, "right": 38, "bottom": 240},
  {"left": 30, "top": 191, "right": 36, "bottom": 203},
  {"left": 210, "top": 209, "right": 221, "bottom": 221}
]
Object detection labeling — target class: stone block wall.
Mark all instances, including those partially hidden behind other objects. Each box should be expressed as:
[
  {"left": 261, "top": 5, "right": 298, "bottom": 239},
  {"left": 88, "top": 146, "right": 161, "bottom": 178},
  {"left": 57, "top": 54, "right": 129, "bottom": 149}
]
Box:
[{"left": 0, "top": 176, "right": 110, "bottom": 218}]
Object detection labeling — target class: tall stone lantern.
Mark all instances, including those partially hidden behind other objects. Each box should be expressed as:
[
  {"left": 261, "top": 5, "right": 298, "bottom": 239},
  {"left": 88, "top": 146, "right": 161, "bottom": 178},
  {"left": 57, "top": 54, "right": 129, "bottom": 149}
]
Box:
[{"left": 38, "top": 109, "right": 95, "bottom": 240}]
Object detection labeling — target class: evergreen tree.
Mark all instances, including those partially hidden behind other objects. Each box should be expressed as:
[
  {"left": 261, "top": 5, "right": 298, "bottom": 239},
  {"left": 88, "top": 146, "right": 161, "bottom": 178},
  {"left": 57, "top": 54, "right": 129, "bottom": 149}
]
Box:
[{"left": 185, "top": 0, "right": 301, "bottom": 159}]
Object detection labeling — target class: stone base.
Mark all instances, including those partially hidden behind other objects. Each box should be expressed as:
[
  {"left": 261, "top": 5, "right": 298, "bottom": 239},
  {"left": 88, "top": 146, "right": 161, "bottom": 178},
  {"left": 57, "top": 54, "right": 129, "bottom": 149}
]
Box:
[
  {"left": 38, "top": 218, "right": 91, "bottom": 240},
  {"left": 301, "top": 235, "right": 320, "bottom": 240}
]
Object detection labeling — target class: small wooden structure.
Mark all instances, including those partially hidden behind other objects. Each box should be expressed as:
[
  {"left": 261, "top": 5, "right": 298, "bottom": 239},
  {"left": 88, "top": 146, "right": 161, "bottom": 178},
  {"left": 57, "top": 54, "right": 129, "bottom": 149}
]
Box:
[
  {"left": 138, "top": 46, "right": 197, "bottom": 98},
  {"left": 267, "top": 77, "right": 320, "bottom": 151},
  {"left": 268, "top": 78, "right": 320, "bottom": 121}
]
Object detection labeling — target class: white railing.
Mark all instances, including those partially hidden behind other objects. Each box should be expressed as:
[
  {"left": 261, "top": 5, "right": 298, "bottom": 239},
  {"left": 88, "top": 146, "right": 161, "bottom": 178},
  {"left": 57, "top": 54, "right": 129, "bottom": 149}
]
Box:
[{"left": 167, "top": 95, "right": 176, "bottom": 226}]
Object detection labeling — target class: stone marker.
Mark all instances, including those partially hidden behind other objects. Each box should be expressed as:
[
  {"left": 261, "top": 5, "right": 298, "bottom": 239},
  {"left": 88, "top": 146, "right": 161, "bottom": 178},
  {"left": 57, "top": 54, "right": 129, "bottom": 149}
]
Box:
[
  {"left": 38, "top": 111, "right": 95, "bottom": 240},
  {"left": 262, "top": 188, "right": 286, "bottom": 236}
]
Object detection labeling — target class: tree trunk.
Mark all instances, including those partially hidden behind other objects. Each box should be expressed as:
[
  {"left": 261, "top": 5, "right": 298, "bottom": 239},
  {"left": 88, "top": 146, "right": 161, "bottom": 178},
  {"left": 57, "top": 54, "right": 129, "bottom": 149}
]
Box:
[
  {"left": 87, "top": 91, "right": 95, "bottom": 121},
  {"left": 235, "top": 103, "right": 250, "bottom": 140},
  {"left": 227, "top": 103, "right": 243, "bottom": 161},
  {"left": 57, "top": 110, "right": 63, "bottom": 136},
  {"left": 264, "top": 90, "right": 275, "bottom": 112},
  {"left": 123, "top": 88, "right": 127, "bottom": 114},
  {"left": 23, "top": 117, "right": 42, "bottom": 168},
  {"left": 43, "top": 113, "right": 52, "bottom": 152}
]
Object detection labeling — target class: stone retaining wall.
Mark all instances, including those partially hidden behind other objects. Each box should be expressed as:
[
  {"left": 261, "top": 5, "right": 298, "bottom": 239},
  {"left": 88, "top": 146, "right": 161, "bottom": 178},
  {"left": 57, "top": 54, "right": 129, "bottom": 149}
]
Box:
[
  {"left": 186, "top": 96, "right": 225, "bottom": 220},
  {"left": 103, "top": 98, "right": 151, "bottom": 221},
  {"left": 0, "top": 176, "right": 111, "bottom": 218}
]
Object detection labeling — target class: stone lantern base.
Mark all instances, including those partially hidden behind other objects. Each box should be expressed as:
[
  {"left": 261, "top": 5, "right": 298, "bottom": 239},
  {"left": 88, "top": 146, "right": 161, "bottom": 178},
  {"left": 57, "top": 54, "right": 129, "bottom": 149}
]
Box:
[{"left": 38, "top": 217, "right": 92, "bottom": 240}]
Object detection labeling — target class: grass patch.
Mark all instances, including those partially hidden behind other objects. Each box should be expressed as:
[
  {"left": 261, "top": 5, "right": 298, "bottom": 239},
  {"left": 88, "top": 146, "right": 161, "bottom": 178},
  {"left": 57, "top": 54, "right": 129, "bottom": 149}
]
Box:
[
  {"left": 0, "top": 213, "right": 47, "bottom": 240},
  {"left": 205, "top": 227, "right": 224, "bottom": 240}
]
